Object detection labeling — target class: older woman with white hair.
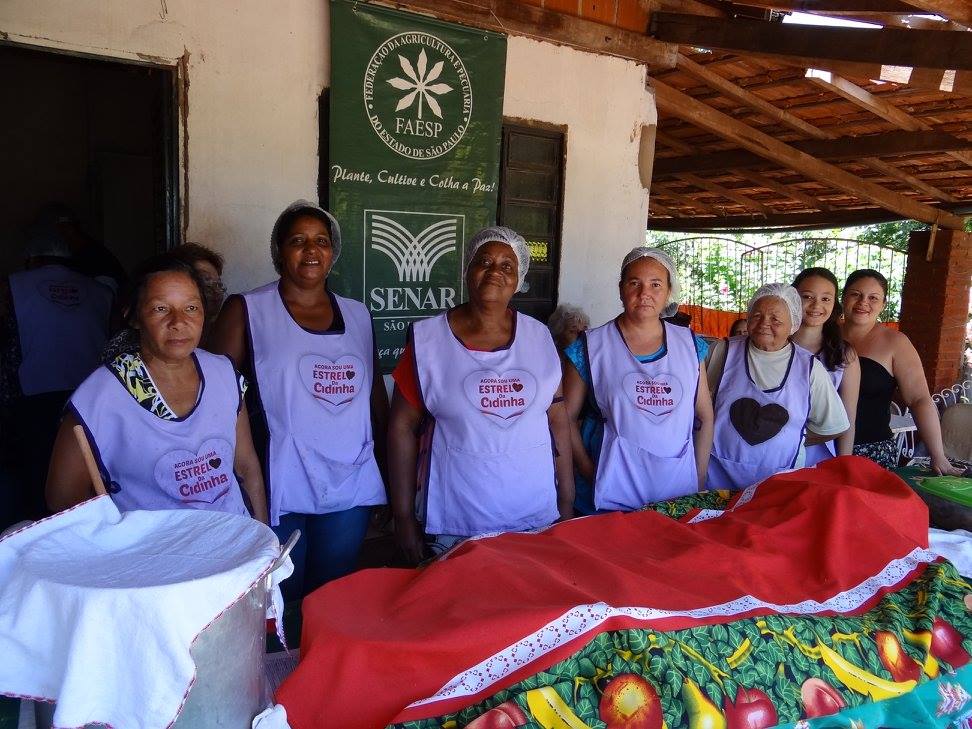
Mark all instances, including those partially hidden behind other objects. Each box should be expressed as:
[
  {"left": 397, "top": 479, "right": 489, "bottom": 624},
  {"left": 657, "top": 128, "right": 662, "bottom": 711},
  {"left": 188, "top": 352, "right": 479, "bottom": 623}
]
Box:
[
  {"left": 548, "top": 304, "right": 590, "bottom": 350},
  {"left": 563, "top": 247, "right": 713, "bottom": 512},
  {"left": 388, "top": 226, "right": 574, "bottom": 564},
  {"left": 705, "top": 283, "right": 849, "bottom": 490}
]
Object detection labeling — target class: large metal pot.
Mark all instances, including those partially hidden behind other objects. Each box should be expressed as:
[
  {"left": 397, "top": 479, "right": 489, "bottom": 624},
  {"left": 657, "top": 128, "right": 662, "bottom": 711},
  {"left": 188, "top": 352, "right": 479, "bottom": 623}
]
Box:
[{"left": 33, "top": 531, "right": 297, "bottom": 729}]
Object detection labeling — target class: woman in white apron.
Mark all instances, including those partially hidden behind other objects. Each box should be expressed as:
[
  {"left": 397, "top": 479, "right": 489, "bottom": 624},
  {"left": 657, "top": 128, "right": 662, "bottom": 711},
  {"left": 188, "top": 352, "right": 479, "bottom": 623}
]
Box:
[
  {"left": 210, "top": 200, "right": 387, "bottom": 599},
  {"left": 705, "top": 284, "right": 849, "bottom": 490},
  {"left": 46, "top": 255, "right": 268, "bottom": 522},
  {"left": 388, "top": 227, "right": 573, "bottom": 564},
  {"left": 791, "top": 267, "right": 859, "bottom": 466},
  {"left": 562, "top": 247, "right": 714, "bottom": 513}
]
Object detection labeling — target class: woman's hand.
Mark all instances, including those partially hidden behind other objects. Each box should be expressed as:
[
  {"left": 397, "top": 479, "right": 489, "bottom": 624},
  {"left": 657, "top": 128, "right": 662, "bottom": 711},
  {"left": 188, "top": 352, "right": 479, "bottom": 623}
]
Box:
[
  {"left": 395, "top": 514, "right": 426, "bottom": 566},
  {"left": 930, "top": 454, "right": 964, "bottom": 477}
]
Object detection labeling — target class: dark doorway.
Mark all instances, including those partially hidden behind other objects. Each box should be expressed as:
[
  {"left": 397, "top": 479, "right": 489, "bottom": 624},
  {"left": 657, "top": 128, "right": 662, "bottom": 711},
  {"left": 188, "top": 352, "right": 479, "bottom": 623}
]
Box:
[{"left": 0, "top": 44, "right": 179, "bottom": 278}]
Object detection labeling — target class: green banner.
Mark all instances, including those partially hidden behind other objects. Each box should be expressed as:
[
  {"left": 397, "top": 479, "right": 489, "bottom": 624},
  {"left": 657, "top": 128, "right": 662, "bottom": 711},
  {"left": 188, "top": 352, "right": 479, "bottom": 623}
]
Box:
[{"left": 328, "top": 0, "right": 507, "bottom": 371}]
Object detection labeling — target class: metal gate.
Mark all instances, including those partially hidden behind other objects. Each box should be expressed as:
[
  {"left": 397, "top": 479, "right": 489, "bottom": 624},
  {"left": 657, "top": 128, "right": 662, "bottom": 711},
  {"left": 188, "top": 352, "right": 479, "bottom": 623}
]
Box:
[{"left": 658, "top": 237, "right": 907, "bottom": 321}]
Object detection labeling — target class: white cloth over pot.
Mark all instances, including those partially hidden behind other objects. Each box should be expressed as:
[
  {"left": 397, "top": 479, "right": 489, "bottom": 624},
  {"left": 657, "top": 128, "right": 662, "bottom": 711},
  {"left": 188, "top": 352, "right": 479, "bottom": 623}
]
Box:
[
  {"left": 0, "top": 496, "right": 281, "bottom": 729},
  {"left": 929, "top": 528, "right": 972, "bottom": 578}
]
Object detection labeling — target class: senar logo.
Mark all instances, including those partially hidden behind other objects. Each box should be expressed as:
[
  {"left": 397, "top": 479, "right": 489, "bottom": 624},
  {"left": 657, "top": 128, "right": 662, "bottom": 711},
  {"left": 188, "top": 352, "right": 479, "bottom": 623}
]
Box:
[
  {"left": 369, "top": 214, "right": 458, "bottom": 283},
  {"left": 364, "top": 31, "right": 472, "bottom": 160},
  {"left": 365, "top": 210, "right": 463, "bottom": 314}
]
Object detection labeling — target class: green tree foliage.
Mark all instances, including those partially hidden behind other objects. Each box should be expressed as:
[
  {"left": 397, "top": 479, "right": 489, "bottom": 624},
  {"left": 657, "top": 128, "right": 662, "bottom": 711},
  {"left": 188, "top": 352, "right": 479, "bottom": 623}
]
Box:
[{"left": 645, "top": 224, "right": 912, "bottom": 321}]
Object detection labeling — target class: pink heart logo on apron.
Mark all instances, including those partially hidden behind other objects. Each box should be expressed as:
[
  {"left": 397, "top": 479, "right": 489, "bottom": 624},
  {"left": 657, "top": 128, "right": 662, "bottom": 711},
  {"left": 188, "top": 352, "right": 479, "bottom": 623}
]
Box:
[
  {"left": 299, "top": 354, "right": 364, "bottom": 411},
  {"left": 464, "top": 369, "right": 537, "bottom": 428},
  {"left": 39, "top": 280, "right": 82, "bottom": 307},
  {"left": 154, "top": 438, "right": 235, "bottom": 505},
  {"left": 623, "top": 371, "right": 683, "bottom": 420}
]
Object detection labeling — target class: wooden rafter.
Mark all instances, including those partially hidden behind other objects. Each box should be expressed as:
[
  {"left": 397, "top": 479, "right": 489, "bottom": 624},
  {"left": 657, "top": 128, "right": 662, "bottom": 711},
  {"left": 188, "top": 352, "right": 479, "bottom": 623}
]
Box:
[
  {"left": 732, "top": 169, "right": 834, "bottom": 211},
  {"left": 706, "top": 0, "right": 917, "bottom": 11},
  {"left": 668, "top": 56, "right": 959, "bottom": 202},
  {"left": 742, "top": 51, "right": 972, "bottom": 93},
  {"left": 864, "top": 157, "right": 959, "bottom": 202},
  {"left": 805, "top": 72, "right": 972, "bottom": 167},
  {"left": 650, "top": 78, "right": 967, "bottom": 228},
  {"left": 652, "top": 186, "right": 723, "bottom": 215},
  {"left": 654, "top": 130, "right": 972, "bottom": 174},
  {"left": 647, "top": 205, "right": 971, "bottom": 231},
  {"left": 650, "top": 12, "right": 972, "bottom": 70},
  {"left": 899, "top": 0, "right": 972, "bottom": 27},
  {"left": 655, "top": 130, "right": 696, "bottom": 154},
  {"left": 676, "top": 53, "right": 828, "bottom": 138},
  {"left": 371, "top": 0, "right": 677, "bottom": 68},
  {"left": 649, "top": 197, "right": 677, "bottom": 216},
  {"left": 677, "top": 173, "right": 776, "bottom": 214}
]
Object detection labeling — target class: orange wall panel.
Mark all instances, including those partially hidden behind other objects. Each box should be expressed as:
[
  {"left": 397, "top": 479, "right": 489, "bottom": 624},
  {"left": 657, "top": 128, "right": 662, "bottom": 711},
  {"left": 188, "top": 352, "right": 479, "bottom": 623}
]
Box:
[
  {"left": 542, "top": 0, "right": 582, "bottom": 14},
  {"left": 581, "top": 0, "right": 619, "bottom": 23}
]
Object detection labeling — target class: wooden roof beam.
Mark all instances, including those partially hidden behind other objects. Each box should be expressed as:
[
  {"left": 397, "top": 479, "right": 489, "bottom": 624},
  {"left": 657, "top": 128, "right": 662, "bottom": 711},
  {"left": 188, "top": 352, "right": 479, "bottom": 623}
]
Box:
[
  {"left": 649, "top": 12, "right": 972, "bottom": 70},
  {"left": 650, "top": 78, "right": 967, "bottom": 228},
  {"left": 743, "top": 51, "right": 972, "bottom": 94},
  {"left": 662, "top": 57, "right": 961, "bottom": 203},
  {"left": 677, "top": 172, "right": 776, "bottom": 214},
  {"left": 647, "top": 202, "right": 972, "bottom": 232},
  {"left": 676, "top": 53, "right": 829, "bottom": 138},
  {"left": 371, "top": 0, "right": 677, "bottom": 68},
  {"left": 654, "top": 130, "right": 972, "bottom": 174},
  {"left": 898, "top": 0, "right": 972, "bottom": 28},
  {"left": 732, "top": 169, "right": 834, "bottom": 211},
  {"left": 805, "top": 71, "right": 972, "bottom": 167},
  {"left": 651, "top": 186, "right": 723, "bottom": 215},
  {"left": 649, "top": 198, "right": 677, "bottom": 217},
  {"left": 862, "top": 158, "right": 959, "bottom": 202}
]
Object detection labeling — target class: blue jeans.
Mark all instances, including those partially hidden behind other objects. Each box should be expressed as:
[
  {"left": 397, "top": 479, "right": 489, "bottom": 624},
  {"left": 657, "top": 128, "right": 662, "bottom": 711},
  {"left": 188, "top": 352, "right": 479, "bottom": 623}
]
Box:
[{"left": 272, "top": 506, "right": 372, "bottom": 602}]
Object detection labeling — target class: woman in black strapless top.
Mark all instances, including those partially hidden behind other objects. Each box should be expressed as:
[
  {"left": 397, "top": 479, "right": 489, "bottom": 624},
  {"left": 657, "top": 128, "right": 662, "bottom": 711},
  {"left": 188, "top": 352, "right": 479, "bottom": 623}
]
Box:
[{"left": 842, "top": 269, "right": 961, "bottom": 475}]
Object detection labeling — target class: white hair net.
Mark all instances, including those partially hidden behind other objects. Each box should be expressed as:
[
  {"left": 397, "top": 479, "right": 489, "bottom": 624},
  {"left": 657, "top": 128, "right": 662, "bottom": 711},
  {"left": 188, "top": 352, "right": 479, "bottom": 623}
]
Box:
[
  {"left": 747, "top": 283, "right": 802, "bottom": 335},
  {"left": 620, "top": 246, "right": 681, "bottom": 318},
  {"left": 464, "top": 226, "right": 530, "bottom": 293},
  {"left": 270, "top": 199, "right": 342, "bottom": 274}
]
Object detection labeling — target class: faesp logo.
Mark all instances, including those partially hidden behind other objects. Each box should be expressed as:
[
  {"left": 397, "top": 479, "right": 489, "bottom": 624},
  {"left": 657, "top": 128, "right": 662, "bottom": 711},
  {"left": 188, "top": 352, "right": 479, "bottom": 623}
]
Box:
[{"left": 364, "top": 31, "right": 472, "bottom": 160}]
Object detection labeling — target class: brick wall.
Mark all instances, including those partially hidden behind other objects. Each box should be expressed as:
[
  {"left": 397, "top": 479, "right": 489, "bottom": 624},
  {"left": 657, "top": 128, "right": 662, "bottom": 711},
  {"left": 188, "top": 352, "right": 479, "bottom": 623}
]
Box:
[{"left": 899, "top": 229, "right": 972, "bottom": 394}]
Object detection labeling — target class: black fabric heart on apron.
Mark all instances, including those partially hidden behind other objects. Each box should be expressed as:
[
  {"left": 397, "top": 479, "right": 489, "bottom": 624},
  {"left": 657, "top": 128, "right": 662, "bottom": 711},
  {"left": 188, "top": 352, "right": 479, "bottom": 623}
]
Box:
[{"left": 729, "top": 397, "right": 790, "bottom": 446}]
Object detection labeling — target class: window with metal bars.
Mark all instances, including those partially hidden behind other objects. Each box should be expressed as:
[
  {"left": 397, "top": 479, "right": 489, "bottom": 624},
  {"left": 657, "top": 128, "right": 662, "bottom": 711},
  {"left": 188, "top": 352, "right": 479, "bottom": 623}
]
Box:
[{"left": 497, "top": 123, "right": 565, "bottom": 323}]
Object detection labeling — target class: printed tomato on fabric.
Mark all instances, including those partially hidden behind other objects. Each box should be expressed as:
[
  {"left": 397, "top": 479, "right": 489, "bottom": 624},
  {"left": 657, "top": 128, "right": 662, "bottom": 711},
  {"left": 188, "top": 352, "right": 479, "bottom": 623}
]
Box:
[
  {"left": 391, "top": 560, "right": 972, "bottom": 729},
  {"left": 276, "top": 458, "right": 972, "bottom": 729}
]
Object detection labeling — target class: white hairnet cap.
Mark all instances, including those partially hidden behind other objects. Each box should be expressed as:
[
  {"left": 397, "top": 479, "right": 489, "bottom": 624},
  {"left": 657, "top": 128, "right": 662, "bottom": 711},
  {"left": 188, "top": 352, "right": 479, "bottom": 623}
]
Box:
[
  {"left": 748, "top": 283, "right": 803, "bottom": 335},
  {"left": 620, "top": 246, "right": 681, "bottom": 318},
  {"left": 270, "top": 199, "right": 342, "bottom": 274},
  {"left": 464, "top": 226, "right": 530, "bottom": 293}
]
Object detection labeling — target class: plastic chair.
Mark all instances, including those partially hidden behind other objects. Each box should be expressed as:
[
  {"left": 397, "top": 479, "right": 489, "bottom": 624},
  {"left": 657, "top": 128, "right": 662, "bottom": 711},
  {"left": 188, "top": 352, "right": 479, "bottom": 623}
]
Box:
[{"left": 940, "top": 403, "right": 972, "bottom": 462}]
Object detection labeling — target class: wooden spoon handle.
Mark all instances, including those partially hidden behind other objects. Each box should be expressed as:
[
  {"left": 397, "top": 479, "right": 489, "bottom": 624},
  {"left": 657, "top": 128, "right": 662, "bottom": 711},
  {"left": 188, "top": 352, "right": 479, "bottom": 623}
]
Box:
[{"left": 73, "top": 424, "right": 107, "bottom": 497}]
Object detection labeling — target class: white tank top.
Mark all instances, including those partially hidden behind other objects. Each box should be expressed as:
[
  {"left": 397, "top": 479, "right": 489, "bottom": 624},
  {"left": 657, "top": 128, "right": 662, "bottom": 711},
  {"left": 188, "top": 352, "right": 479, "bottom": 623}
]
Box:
[
  {"left": 9, "top": 264, "right": 112, "bottom": 395},
  {"left": 70, "top": 350, "right": 249, "bottom": 515},
  {"left": 587, "top": 321, "right": 700, "bottom": 509},
  {"left": 243, "top": 282, "right": 385, "bottom": 526},
  {"left": 413, "top": 310, "right": 561, "bottom": 537}
]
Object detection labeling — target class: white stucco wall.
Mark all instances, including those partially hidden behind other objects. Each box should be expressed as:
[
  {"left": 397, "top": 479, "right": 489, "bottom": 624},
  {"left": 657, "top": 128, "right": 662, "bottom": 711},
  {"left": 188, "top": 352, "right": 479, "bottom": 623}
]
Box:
[
  {"left": 1, "top": 7, "right": 655, "bottom": 320},
  {"left": 503, "top": 37, "right": 656, "bottom": 328},
  {"left": 0, "top": 0, "right": 329, "bottom": 294}
]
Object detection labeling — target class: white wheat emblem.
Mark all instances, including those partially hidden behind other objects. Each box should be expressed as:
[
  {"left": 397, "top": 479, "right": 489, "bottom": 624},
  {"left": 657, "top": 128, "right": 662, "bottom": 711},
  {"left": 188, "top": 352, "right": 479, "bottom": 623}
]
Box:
[{"left": 370, "top": 216, "right": 458, "bottom": 283}]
